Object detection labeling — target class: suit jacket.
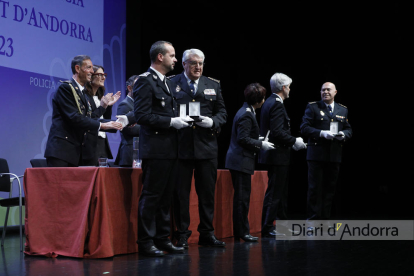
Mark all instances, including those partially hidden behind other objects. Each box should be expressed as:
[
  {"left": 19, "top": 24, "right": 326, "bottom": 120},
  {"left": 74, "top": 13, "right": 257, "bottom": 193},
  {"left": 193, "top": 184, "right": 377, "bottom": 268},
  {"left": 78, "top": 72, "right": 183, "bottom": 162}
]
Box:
[
  {"left": 225, "top": 103, "right": 262, "bottom": 174},
  {"left": 134, "top": 68, "right": 178, "bottom": 159},
  {"left": 115, "top": 96, "right": 140, "bottom": 166},
  {"left": 258, "top": 94, "right": 296, "bottom": 166},
  {"left": 300, "top": 100, "right": 352, "bottom": 163},
  {"left": 44, "top": 78, "right": 100, "bottom": 165},
  {"left": 82, "top": 94, "right": 114, "bottom": 161},
  {"left": 170, "top": 73, "right": 227, "bottom": 159}
]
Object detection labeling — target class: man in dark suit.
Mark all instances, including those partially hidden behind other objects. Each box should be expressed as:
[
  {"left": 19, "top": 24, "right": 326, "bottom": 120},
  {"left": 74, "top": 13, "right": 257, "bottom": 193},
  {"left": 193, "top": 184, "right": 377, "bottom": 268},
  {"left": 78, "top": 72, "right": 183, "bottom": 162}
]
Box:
[
  {"left": 300, "top": 82, "right": 352, "bottom": 226},
  {"left": 169, "top": 49, "right": 227, "bottom": 248},
  {"left": 134, "top": 41, "right": 190, "bottom": 257},
  {"left": 115, "top": 75, "right": 140, "bottom": 167},
  {"left": 45, "top": 55, "right": 122, "bottom": 167},
  {"left": 258, "top": 73, "right": 307, "bottom": 237}
]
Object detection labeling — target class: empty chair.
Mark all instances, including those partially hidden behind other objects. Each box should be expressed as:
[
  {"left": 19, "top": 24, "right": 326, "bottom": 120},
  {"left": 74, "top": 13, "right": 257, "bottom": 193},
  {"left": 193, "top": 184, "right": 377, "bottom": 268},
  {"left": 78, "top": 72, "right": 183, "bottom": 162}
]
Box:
[
  {"left": 30, "top": 159, "right": 48, "bottom": 168},
  {"left": 0, "top": 158, "right": 24, "bottom": 251}
]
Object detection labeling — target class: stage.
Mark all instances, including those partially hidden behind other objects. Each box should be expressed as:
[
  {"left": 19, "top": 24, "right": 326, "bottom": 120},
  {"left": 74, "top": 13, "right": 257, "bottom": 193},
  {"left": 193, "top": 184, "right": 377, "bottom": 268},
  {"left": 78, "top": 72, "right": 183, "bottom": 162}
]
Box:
[{"left": 2, "top": 231, "right": 413, "bottom": 275}]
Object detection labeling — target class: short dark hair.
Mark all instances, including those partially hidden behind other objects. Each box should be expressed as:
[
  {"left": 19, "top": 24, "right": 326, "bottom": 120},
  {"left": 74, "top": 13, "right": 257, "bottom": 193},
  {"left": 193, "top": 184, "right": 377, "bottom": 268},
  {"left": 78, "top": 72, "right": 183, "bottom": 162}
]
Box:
[
  {"left": 126, "top": 75, "right": 139, "bottom": 92},
  {"left": 244, "top": 83, "right": 266, "bottom": 105},
  {"left": 149, "top": 41, "right": 172, "bottom": 63},
  {"left": 71, "top": 55, "right": 91, "bottom": 74}
]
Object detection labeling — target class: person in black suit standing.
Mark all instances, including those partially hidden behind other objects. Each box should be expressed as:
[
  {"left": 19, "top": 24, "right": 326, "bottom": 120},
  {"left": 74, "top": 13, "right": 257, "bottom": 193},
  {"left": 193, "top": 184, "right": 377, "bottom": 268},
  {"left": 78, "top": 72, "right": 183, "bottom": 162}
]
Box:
[
  {"left": 45, "top": 55, "right": 122, "bottom": 167},
  {"left": 225, "top": 83, "right": 274, "bottom": 242},
  {"left": 83, "top": 65, "right": 121, "bottom": 166},
  {"left": 134, "top": 41, "right": 191, "bottom": 257},
  {"left": 300, "top": 82, "right": 352, "bottom": 227},
  {"left": 169, "top": 49, "right": 227, "bottom": 248},
  {"left": 258, "top": 73, "right": 307, "bottom": 237},
  {"left": 114, "top": 75, "right": 140, "bottom": 167}
]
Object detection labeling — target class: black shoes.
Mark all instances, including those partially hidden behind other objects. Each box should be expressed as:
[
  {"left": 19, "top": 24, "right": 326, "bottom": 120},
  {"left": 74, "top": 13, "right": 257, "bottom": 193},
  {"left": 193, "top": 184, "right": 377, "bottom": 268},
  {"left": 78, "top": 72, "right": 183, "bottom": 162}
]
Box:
[
  {"left": 261, "top": 230, "right": 286, "bottom": 237},
  {"left": 155, "top": 241, "right": 185, "bottom": 254},
  {"left": 198, "top": 235, "right": 226, "bottom": 247},
  {"left": 176, "top": 237, "right": 189, "bottom": 249},
  {"left": 139, "top": 245, "right": 165, "bottom": 257},
  {"left": 234, "top": 234, "right": 259, "bottom": 242}
]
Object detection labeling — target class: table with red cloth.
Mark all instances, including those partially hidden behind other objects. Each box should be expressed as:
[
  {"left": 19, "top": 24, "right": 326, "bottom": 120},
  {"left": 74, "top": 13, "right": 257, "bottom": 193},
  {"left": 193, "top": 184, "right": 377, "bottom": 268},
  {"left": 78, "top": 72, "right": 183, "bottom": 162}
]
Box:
[{"left": 23, "top": 168, "right": 268, "bottom": 258}]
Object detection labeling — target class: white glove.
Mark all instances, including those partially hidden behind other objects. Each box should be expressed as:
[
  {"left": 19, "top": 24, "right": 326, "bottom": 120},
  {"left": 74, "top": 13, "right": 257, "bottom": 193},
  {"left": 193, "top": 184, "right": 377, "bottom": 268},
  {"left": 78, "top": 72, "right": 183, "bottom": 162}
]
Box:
[
  {"left": 259, "top": 136, "right": 265, "bottom": 141},
  {"left": 171, "top": 117, "right": 190, "bottom": 129},
  {"left": 292, "top": 137, "right": 307, "bottom": 151},
  {"left": 335, "top": 131, "right": 345, "bottom": 140},
  {"left": 195, "top": 115, "right": 214, "bottom": 128},
  {"left": 182, "top": 116, "right": 194, "bottom": 122},
  {"left": 320, "top": 130, "right": 335, "bottom": 140},
  {"left": 261, "top": 141, "right": 275, "bottom": 151},
  {"left": 116, "top": 115, "right": 129, "bottom": 128}
]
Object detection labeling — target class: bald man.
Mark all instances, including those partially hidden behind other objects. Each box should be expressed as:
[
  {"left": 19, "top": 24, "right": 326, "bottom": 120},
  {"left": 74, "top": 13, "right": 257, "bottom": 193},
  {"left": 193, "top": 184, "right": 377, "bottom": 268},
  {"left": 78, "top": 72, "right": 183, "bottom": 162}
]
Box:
[{"left": 300, "top": 82, "right": 352, "bottom": 226}]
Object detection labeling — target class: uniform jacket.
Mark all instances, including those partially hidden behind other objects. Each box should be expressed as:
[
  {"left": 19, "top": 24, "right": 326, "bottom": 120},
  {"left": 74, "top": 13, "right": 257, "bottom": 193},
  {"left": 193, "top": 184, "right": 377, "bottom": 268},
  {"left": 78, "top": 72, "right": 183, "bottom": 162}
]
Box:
[
  {"left": 169, "top": 73, "right": 227, "bottom": 159},
  {"left": 225, "top": 103, "right": 262, "bottom": 175},
  {"left": 44, "top": 79, "right": 100, "bottom": 165},
  {"left": 133, "top": 68, "right": 178, "bottom": 159},
  {"left": 300, "top": 100, "right": 352, "bottom": 163},
  {"left": 115, "top": 96, "right": 140, "bottom": 166},
  {"left": 258, "top": 94, "right": 296, "bottom": 166}
]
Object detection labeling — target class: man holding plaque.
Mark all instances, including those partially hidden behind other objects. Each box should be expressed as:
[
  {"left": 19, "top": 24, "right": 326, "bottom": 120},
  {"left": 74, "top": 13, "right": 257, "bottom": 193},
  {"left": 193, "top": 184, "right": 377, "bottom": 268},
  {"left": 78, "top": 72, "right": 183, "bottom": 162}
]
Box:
[
  {"left": 300, "top": 82, "right": 352, "bottom": 225},
  {"left": 134, "top": 41, "right": 191, "bottom": 257},
  {"left": 169, "top": 49, "right": 227, "bottom": 248}
]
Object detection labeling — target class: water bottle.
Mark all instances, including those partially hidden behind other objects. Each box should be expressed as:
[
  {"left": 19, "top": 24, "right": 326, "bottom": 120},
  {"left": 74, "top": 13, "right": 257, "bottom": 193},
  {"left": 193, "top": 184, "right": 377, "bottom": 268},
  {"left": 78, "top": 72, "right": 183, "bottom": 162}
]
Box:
[{"left": 132, "top": 137, "right": 141, "bottom": 168}]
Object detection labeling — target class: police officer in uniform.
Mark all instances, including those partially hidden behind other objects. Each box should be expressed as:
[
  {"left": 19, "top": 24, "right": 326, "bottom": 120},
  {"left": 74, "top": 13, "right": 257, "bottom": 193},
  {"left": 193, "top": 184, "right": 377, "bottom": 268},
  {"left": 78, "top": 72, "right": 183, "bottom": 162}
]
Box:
[
  {"left": 300, "top": 82, "right": 352, "bottom": 226},
  {"left": 169, "top": 49, "right": 227, "bottom": 248},
  {"left": 258, "top": 73, "right": 307, "bottom": 237},
  {"left": 134, "top": 41, "right": 191, "bottom": 257},
  {"left": 45, "top": 55, "right": 122, "bottom": 167}
]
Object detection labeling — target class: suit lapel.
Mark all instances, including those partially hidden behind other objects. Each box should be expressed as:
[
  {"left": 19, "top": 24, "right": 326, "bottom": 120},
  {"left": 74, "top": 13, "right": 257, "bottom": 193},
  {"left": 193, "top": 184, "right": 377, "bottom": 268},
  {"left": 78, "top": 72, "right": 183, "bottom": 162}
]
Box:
[
  {"left": 196, "top": 76, "right": 207, "bottom": 98},
  {"left": 177, "top": 73, "right": 194, "bottom": 98},
  {"left": 149, "top": 68, "right": 170, "bottom": 95},
  {"left": 71, "top": 79, "right": 88, "bottom": 108}
]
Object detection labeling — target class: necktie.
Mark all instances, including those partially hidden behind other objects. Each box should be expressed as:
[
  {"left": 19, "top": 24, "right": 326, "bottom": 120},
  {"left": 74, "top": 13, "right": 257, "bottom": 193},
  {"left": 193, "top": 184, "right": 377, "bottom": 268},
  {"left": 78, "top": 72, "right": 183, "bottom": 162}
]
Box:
[
  {"left": 163, "top": 77, "right": 170, "bottom": 93},
  {"left": 328, "top": 104, "right": 333, "bottom": 115},
  {"left": 189, "top": 80, "right": 196, "bottom": 95}
]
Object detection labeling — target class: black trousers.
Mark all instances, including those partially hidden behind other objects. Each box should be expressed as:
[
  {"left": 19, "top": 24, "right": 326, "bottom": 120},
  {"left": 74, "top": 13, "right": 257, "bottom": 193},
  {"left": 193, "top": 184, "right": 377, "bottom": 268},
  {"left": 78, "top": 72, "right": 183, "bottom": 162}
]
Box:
[
  {"left": 137, "top": 158, "right": 178, "bottom": 247},
  {"left": 173, "top": 158, "right": 217, "bottom": 239},
  {"left": 261, "top": 165, "right": 289, "bottom": 233},
  {"left": 307, "top": 161, "right": 340, "bottom": 221},
  {"left": 230, "top": 170, "right": 252, "bottom": 237}
]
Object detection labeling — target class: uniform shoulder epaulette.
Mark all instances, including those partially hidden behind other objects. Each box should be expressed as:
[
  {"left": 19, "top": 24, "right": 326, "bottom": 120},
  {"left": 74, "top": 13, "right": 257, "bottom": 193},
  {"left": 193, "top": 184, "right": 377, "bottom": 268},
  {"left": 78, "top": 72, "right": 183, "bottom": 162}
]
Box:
[
  {"left": 60, "top": 80, "right": 71, "bottom": 83},
  {"left": 208, "top": 77, "right": 220, "bottom": 83},
  {"left": 308, "top": 101, "right": 316, "bottom": 104},
  {"left": 245, "top": 107, "right": 252, "bottom": 112},
  {"left": 338, "top": 103, "right": 347, "bottom": 109},
  {"left": 139, "top": 72, "right": 151, "bottom": 77},
  {"left": 166, "top": 75, "right": 175, "bottom": 79},
  {"left": 276, "top": 97, "right": 282, "bottom": 103}
]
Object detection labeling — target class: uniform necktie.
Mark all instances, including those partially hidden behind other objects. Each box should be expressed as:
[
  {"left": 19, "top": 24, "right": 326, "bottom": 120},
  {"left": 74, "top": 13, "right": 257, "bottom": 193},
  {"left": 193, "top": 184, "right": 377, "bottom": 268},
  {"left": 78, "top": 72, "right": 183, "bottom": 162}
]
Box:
[
  {"left": 328, "top": 104, "right": 333, "bottom": 115},
  {"left": 189, "top": 80, "right": 196, "bottom": 95}
]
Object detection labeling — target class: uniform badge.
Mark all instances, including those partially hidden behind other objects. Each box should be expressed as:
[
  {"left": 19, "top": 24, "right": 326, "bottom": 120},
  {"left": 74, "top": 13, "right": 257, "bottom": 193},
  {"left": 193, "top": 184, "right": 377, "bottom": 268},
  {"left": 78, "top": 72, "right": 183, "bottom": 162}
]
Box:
[
  {"left": 153, "top": 75, "right": 158, "bottom": 80},
  {"left": 336, "top": 115, "right": 345, "bottom": 119},
  {"left": 320, "top": 110, "right": 325, "bottom": 116},
  {"left": 204, "top": 89, "right": 216, "bottom": 95},
  {"left": 75, "top": 87, "right": 78, "bottom": 90},
  {"left": 176, "top": 85, "right": 181, "bottom": 92}
]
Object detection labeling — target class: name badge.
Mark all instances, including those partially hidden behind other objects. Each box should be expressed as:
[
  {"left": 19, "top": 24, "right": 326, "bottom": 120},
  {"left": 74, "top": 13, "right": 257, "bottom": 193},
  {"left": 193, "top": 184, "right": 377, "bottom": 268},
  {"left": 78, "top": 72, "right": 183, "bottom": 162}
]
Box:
[{"left": 204, "top": 89, "right": 216, "bottom": 95}]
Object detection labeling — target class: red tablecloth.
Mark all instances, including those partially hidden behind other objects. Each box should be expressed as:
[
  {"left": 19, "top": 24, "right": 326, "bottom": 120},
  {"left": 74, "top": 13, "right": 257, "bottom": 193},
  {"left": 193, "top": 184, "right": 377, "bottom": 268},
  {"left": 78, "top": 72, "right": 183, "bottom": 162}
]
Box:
[{"left": 24, "top": 168, "right": 267, "bottom": 258}]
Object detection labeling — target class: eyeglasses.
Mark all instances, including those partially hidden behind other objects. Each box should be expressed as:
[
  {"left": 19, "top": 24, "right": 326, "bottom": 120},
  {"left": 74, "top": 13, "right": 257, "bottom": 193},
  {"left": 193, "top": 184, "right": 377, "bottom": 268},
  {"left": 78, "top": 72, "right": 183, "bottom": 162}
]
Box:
[
  {"left": 93, "top": 73, "right": 107, "bottom": 79},
  {"left": 185, "top": 61, "right": 205, "bottom": 67}
]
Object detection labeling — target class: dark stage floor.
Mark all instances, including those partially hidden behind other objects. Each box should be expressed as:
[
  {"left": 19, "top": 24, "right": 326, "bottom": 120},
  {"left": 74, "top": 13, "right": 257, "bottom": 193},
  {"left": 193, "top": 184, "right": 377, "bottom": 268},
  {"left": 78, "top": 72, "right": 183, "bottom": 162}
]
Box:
[{"left": 1, "top": 232, "right": 413, "bottom": 276}]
